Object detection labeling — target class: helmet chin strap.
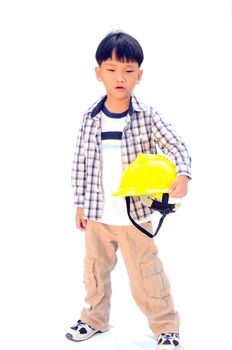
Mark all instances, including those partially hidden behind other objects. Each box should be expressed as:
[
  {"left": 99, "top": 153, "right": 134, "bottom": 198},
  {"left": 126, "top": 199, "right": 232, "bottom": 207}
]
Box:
[{"left": 125, "top": 193, "right": 176, "bottom": 238}]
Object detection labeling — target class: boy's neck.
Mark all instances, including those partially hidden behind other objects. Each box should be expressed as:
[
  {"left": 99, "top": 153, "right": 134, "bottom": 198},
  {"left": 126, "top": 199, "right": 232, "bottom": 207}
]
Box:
[{"left": 104, "top": 96, "right": 130, "bottom": 113}]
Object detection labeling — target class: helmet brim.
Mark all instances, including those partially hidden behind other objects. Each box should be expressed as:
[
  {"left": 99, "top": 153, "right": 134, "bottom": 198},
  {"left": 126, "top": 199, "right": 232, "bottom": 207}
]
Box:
[{"left": 112, "top": 188, "right": 170, "bottom": 197}]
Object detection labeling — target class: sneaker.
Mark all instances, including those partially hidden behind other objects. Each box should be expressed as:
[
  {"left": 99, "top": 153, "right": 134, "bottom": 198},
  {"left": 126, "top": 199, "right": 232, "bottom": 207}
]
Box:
[
  {"left": 157, "top": 333, "right": 180, "bottom": 350},
  {"left": 65, "top": 319, "right": 105, "bottom": 342}
]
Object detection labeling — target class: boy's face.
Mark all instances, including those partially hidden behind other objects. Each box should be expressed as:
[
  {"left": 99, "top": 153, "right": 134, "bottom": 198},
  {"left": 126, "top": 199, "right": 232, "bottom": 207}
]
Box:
[{"left": 95, "top": 52, "right": 143, "bottom": 102}]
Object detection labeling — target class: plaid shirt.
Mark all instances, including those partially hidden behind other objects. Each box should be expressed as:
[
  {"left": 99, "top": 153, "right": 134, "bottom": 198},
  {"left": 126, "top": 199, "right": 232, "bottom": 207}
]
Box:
[{"left": 71, "top": 94, "right": 192, "bottom": 221}]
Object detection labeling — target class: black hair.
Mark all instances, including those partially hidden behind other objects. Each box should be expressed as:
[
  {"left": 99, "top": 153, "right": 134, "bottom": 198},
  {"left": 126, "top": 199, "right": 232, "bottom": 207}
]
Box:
[{"left": 95, "top": 31, "right": 144, "bottom": 67}]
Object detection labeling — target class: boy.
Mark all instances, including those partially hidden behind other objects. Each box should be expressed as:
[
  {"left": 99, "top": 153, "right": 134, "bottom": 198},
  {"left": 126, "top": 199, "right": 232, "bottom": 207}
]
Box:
[{"left": 67, "top": 31, "right": 191, "bottom": 350}]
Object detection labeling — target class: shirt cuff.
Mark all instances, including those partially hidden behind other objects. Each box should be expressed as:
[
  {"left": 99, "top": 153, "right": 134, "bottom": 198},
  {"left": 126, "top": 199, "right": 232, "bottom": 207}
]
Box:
[{"left": 74, "top": 195, "right": 85, "bottom": 206}]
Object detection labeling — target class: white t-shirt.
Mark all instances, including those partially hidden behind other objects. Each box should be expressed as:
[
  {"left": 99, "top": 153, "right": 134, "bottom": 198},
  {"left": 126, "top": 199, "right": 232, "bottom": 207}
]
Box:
[{"left": 96, "top": 105, "right": 133, "bottom": 226}]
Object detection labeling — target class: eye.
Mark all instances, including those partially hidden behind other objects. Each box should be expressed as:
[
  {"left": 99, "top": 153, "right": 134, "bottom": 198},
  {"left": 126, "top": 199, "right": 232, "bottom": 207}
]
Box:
[
  {"left": 107, "top": 69, "right": 115, "bottom": 72},
  {"left": 126, "top": 70, "right": 134, "bottom": 73}
]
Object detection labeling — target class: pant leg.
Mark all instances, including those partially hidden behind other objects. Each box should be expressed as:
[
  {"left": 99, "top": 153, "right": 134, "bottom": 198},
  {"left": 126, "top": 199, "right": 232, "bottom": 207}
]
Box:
[
  {"left": 118, "top": 223, "right": 180, "bottom": 336},
  {"left": 80, "top": 220, "right": 118, "bottom": 332}
]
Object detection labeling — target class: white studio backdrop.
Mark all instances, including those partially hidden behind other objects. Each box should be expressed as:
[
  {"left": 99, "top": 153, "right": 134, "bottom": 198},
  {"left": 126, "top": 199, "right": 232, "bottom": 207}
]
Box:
[{"left": 0, "top": 1, "right": 232, "bottom": 349}]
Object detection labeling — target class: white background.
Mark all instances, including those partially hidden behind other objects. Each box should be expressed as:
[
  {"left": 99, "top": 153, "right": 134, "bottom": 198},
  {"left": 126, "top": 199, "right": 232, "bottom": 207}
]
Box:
[{"left": 0, "top": 1, "right": 232, "bottom": 349}]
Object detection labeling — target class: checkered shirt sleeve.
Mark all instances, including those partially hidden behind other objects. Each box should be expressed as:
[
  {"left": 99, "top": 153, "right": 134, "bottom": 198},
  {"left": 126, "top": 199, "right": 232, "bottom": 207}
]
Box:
[
  {"left": 150, "top": 108, "right": 191, "bottom": 178},
  {"left": 71, "top": 118, "right": 86, "bottom": 206}
]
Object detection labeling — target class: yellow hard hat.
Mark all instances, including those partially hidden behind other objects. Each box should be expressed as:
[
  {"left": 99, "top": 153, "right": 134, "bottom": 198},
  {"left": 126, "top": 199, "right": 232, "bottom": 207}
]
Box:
[{"left": 113, "top": 153, "right": 176, "bottom": 199}]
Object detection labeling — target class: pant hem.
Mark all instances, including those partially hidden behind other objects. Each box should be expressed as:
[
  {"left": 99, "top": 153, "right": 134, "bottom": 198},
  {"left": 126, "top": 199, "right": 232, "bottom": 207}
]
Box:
[
  {"left": 153, "top": 328, "right": 180, "bottom": 337},
  {"left": 80, "top": 315, "right": 109, "bottom": 333}
]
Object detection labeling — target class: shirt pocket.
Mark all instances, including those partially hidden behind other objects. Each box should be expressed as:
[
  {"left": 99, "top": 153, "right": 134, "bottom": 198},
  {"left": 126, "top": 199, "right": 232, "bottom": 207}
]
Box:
[{"left": 140, "top": 258, "right": 170, "bottom": 299}]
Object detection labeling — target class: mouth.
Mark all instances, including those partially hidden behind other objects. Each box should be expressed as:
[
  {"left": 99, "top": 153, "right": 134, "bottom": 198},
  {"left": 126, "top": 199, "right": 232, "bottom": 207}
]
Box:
[{"left": 115, "top": 86, "right": 125, "bottom": 90}]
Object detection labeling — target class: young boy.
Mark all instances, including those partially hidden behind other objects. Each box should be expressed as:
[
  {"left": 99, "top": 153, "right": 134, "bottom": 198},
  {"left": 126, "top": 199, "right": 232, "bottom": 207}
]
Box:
[{"left": 67, "top": 31, "right": 191, "bottom": 350}]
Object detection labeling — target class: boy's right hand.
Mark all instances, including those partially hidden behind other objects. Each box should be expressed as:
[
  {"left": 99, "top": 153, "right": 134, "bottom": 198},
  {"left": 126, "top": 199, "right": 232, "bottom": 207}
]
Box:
[{"left": 75, "top": 207, "right": 87, "bottom": 231}]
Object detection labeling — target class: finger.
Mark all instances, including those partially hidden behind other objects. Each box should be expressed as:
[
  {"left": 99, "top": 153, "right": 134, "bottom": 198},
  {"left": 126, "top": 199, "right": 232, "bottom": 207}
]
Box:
[
  {"left": 80, "top": 218, "right": 87, "bottom": 230},
  {"left": 170, "top": 188, "right": 187, "bottom": 198},
  {"left": 76, "top": 218, "right": 84, "bottom": 231},
  {"left": 170, "top": 191, "right": 180, "bottom": 198},
  {"left": 169, "top": 184, "right": 177, "bottom": 196}
]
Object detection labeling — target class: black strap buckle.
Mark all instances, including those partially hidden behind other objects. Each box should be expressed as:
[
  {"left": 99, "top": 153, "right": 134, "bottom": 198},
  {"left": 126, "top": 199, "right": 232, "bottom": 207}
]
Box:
[{"left": 125, "top": 193, "right": 175, "bottom": 238}]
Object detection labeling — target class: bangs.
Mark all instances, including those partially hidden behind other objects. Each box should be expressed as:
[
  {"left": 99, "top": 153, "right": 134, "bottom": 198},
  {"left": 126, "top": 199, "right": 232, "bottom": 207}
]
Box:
[{"left": 112, "top": 44, "right": 139, "bottom": 63}]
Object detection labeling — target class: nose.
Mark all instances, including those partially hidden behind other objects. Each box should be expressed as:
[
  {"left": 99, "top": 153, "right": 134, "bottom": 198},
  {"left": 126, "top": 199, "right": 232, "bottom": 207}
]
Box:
[{"left": 116, "top": 72, "right": 125, "bottom": 83}]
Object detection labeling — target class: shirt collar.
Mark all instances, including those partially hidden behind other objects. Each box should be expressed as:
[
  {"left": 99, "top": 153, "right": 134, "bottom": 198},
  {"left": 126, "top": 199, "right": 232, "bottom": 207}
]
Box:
[{"left": 89, "top": 94, "right": 147, "bottom": 119}]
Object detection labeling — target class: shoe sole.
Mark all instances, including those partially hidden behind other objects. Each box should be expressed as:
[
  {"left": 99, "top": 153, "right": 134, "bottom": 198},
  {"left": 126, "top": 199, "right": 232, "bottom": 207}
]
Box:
[
  {"left": 65, "top": 329, "right": 108, "bottom": 342},
  {"left": 158, "top": 346, "right": 180, "bottom": 350}
]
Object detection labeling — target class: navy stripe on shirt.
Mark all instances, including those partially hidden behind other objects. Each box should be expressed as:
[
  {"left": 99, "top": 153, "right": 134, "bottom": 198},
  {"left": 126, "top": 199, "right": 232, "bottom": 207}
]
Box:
[{"left": 101, "top": 131, "right": 122, "bottom": 140}]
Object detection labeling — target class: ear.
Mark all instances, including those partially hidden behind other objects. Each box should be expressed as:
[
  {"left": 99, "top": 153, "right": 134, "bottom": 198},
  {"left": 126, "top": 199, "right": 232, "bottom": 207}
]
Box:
[
  {"left": 136, "top": 69, "right": 143, "bottom": 84},
  {"left": 95, "top": 66, "right": 102, "bottom": 81}
]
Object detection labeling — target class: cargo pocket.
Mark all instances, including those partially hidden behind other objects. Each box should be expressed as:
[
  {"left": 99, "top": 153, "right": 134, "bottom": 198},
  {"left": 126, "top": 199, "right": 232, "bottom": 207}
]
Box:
[
  {"left": 83, "top": 256, "right": 97, "bottom": 295},
  {"left": 140, "top": 257, "right": 170, "bottom": 298}
]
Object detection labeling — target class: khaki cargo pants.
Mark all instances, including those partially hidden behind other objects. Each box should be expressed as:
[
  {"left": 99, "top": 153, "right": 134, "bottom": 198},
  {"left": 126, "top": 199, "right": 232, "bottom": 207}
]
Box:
[{"left": 80, "top": 220, "right": 180, "bottom": 336}]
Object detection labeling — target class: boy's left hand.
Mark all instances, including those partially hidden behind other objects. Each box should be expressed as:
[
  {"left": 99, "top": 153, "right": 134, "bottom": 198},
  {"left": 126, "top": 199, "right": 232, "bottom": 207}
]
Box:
[{"left": 169, "top": 175, "right": 189, "bottom": 198}]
